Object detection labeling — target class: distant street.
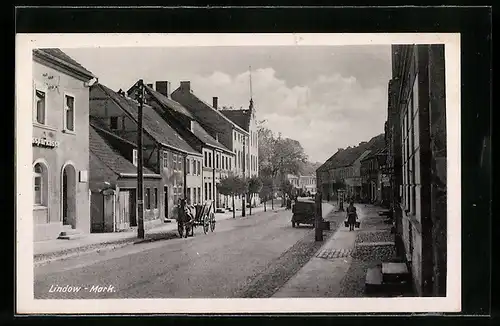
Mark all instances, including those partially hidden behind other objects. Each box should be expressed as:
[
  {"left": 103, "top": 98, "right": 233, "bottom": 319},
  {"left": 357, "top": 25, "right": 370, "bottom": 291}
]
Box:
[{"left": 35, "top": 205, "right": 332, "bottom": 299}]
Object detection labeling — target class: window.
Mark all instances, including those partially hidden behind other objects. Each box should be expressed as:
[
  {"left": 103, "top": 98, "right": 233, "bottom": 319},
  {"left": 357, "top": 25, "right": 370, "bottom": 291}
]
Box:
[
  {"left": 178, "top": 156, "right": 183, "bottom": 172},
  {"left": 163, "top": 151, "right": 169, "bottom": 168},
  {"left": 186, "top": 158, "right": 191, "bottom": 175},
  {"left": 64, "top": 94, "right": 75, "bottom": 132},
  {"left": 145, "top": 188, "right": 151, "bottom": 209},
  {"left": 209, "top": 182, "right": 212, "bottom": 200},
  {"left": 208, "top": 152, "right": 212, "bottom": 168},
  {"left": 110, "top": 117, "right": 118, "bottom": 130},
  {"left": 35, "top": 89, "right": 46, "bottom": 124},
  {"left": 197, "top": 187, "right": 201, "bottom": 204},
  {"left": 154, "top": 188, "right": 158, "bottom": 209},
  {"left": 204, "top": 152, "right": 208, "bottom": 167},
  {"left": 216, "top": 153, "right": 220, "bottom": 169},
  {"left": 132, "top": 149, "right": 138, "bottom": 167},
  {"left": 33, "top": 163, "right": 46, "bottom": 206},
  {"left": 192, "top": 160, "right": 196, "bottom": 175},
  {"left": 172, "top": 154, "right": 177, "bottom": 171},
  {"left": 187, "top": 188, "right": 191, "bottom": 204},
  {"left": 197, "top": 161, "right": 201, "bottom": 175},
  {"left": 204, "top": 182, "right": 208, "bottom": 201}
]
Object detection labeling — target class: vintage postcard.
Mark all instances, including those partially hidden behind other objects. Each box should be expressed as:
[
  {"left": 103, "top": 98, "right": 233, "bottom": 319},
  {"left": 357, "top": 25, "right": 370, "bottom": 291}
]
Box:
[{"left": 16, "top": 33, "right": 461, "bottom": 314}]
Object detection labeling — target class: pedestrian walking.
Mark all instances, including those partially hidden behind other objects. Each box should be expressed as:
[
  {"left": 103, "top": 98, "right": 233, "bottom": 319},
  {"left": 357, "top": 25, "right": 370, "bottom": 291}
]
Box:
[{"left": 346, "top": 201, "right": 358, "bottom": 231}]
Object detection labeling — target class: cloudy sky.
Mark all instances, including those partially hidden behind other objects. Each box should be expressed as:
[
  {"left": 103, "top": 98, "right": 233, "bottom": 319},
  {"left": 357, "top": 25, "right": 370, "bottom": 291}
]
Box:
[{"left": 64, "top": 46, "right": 391, "bottom": 163}]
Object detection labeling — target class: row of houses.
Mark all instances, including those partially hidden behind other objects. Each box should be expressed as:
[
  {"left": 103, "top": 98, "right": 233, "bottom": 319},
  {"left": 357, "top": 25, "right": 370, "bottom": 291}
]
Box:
[
  {"left": 316, "top": 134, "right": 387, "bottom": 203},
  {"left": 32, "top": 48, "right": 259, "bottom": 241},
  {"left": 317, "top": 44, "right": 448, "bottom": 297},
  {"left": 386, "top": 44, "right": 447, "bottom": 297}
]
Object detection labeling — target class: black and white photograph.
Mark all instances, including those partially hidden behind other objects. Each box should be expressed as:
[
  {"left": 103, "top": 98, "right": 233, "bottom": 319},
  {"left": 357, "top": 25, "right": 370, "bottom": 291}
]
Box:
[{"left": 16, "top": 33, "right": 461, "bottom": 314}]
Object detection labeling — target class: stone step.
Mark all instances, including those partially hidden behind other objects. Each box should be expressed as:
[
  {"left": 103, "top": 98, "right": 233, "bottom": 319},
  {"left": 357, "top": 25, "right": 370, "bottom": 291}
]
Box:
[
  {"left": 382, "top": 262, "right": 411, "bottom": 283},
  {"left": 365, "top": 265, "right": 413, "bottom": 297},
  {"left": 57, "top": 228, "right": 85, "bottom": 240}
]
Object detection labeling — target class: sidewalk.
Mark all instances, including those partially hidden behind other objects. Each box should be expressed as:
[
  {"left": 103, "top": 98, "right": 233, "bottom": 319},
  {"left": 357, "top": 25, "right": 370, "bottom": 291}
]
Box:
[
  {"left": 272, "top": 204, "right": 395, "bottom": 298},
  {"left": 34, "top": 204, "right": 283, "bottom": 266}
]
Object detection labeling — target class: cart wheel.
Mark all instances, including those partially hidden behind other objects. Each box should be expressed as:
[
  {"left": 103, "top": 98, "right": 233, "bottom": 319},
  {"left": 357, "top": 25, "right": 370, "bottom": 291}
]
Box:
[
  {"left": 203, "top": 216, "right": 209, "bottom": 234},
  {"left": 210, "top": 214, "right": 216, "bottom": 232},
  {"left": 178, "top": 223, "right": 184, "bottom": 238}
]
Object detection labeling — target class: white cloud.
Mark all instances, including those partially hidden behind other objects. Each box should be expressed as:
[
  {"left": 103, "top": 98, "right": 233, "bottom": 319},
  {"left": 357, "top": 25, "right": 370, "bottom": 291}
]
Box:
[{"left": 190, "top": 68, "right": 387, "bottom": 162}]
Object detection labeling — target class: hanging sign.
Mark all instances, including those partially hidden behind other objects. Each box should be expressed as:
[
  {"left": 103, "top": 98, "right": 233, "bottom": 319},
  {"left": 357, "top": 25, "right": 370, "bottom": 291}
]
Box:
[{"left": 32, "top": 137, "right": 59, "bottom": 148}]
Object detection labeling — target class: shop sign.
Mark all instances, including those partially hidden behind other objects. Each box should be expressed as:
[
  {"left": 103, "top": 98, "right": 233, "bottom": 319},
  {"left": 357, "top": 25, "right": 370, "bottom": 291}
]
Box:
[{"left": 33, "top": 137, "right": 59, "bottom": 148}]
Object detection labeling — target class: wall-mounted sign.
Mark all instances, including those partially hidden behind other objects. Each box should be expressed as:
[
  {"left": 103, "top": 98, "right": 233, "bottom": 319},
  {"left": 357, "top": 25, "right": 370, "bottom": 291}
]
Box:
[{"left": 32, "top": 137, "right": 59, "bottom": 148}]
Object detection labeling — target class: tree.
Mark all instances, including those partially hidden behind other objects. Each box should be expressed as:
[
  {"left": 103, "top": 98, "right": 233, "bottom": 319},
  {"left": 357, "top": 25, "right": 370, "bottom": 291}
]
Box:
[
  {"left": 217, "top": 175, "right": 246, "bottom": 219},
  {"left": 257, "top": 122, "right": 308, "bottom": 209},
  {"left": 235, "top": 176, "right": 249, "bottom": 217},
  {"left": 259, "top": 176, "right": 274, "bottom": 212},
  {"left": 247, "top": 176, "right": 263, "bottom": 215}
]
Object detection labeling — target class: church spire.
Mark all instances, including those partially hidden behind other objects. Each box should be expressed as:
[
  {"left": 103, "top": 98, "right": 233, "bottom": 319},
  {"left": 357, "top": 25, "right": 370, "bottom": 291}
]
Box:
[{"left": 249, "top": 66, "right": 254, "bottom": 115}]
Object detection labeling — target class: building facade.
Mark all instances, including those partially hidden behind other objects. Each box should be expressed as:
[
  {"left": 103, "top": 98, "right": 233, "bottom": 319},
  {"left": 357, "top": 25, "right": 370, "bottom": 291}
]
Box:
[
  {"left": 388, "top": 44, "right": 447, "bottom": 296},
  {"left": 171, "top": 81, "right": 254, "bottom": 209},
  {"left": 89, "top": 83, "right": 202, "bottom": 223},
  {"left": 89, "top": 125, "right": 162, "bottom": 232},
  {"left": 131, "top": 81, "right": 236, "bottom": 211},
  {"left": 32, "top": 49, "right": 96, "bottom": 241}
]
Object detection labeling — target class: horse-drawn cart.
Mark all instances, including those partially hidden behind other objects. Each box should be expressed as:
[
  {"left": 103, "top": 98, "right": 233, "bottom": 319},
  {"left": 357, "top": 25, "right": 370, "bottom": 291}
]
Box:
[{"left": 177, "top": 200, "right": 216, "bottom": 238}]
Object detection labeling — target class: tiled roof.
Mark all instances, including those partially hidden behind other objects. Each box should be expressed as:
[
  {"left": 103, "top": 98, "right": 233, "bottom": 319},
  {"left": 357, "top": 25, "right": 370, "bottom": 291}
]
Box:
[
  {"left": 33, "top": 48, "right": 95, "bottom": 79},
  {"left": 171, "top": 87, "right": 248, "bottom": 135},
  {"left": 144, "top": 84, "right": 195, "bottom": 119},
  {"left": 220, "top": 109, "right": 252, "bottom": 132},
  {"left": 89, "top": 125, "right": 156, "bottom": 176},
  {"left": 143, "top": 84, "right": 232, "bottom": 153},
  {"left": 191, "top": 121, "right": 232, "bottom": 153},
  {"left": 95, "top": 83, "right": 201, "bottom": 156},
  {"left": 317, "top": 134, "right": 385, "bottom": 171}
]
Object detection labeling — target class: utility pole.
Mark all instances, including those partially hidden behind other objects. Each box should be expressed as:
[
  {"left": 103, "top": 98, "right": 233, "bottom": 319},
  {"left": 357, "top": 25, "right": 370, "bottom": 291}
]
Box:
[
  {"left": 315, "top": 191, "right": 323, "bottom": 241},
  {"left": 136, "top": 79, "right": 145, "bottom": 239}
]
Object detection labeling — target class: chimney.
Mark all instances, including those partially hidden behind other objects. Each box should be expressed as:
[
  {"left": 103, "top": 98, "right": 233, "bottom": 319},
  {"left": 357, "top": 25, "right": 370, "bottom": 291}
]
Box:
[
  {"left": 213, "top": 97, "right": 218, "bottom": 110},
  {"left": 155, "top": 81, "right": 171, "bottom": 98},
  {"left": 180, "top": 81, "right": 191, "bottom": 92}
]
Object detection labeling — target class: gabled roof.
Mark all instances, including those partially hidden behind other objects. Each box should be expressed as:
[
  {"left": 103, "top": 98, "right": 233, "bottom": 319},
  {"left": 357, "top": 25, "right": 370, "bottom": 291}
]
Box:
[
  {"left": 317, "top": 134, "right": 386, "bottom": 172},
  {"left": 171, "top": 86, "right": 249, "bottom": 135},
  {"left": 89, "top": 125, "right": 157, "bottom": 176},
  {"left": 33, "top": 48, "right": 96, "bottom": 80},
  {"left": 94, "top": 83, "right": 201, "bottom": 157},
  {"left": 141, "top": 84, "right": 232, "bottom": 154},
  {"left": 220, "top": 109, "right": 252, "bottom": 132}
]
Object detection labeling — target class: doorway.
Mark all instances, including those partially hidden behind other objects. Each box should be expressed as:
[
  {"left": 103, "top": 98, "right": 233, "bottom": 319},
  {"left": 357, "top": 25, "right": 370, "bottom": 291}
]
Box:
[{"left": 61, "top": 164, "right": 77, "bottom": 228}]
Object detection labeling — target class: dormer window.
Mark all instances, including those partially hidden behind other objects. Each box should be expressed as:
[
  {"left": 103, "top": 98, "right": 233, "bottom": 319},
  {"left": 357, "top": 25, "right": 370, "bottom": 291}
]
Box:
[{"left": 110, "top": 117, "right": 118, "bottom": 130}]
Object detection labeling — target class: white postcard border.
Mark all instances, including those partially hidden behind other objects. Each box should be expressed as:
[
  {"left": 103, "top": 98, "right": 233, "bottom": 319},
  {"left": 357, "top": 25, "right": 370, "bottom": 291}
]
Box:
[{"left": 16, "top": 33, "right": 461, "bottom": 314}]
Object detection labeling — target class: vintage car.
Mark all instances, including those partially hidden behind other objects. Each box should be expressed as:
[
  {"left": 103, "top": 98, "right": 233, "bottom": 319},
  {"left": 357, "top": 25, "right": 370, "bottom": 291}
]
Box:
[{"left": 291, "top": 199, "right": 316, "bottom": 227}]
